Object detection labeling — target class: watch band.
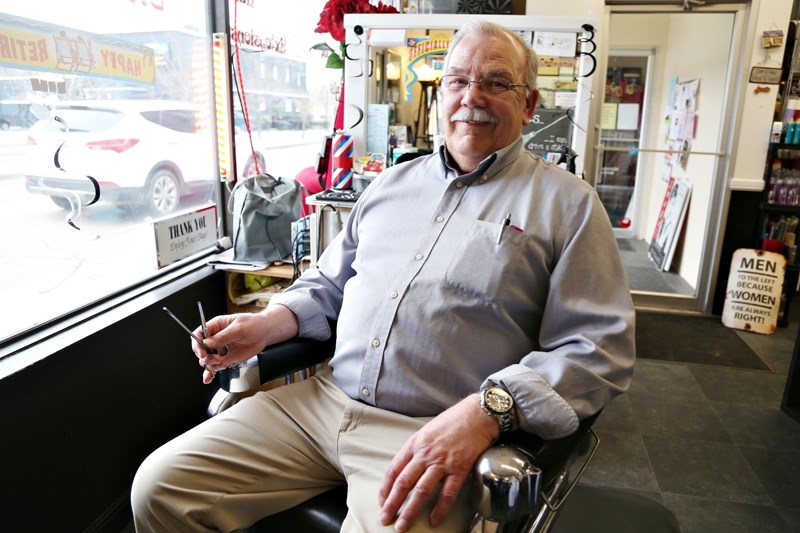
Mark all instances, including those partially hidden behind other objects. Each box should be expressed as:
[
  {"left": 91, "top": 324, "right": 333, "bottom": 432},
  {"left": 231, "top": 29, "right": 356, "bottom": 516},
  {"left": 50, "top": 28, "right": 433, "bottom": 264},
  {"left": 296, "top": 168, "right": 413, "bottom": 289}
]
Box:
[
  {"left": 495, "top": 409, "right": 514, "bottom": 434},
  {"left": 480, "top": 386, "right": 515, "bottom": 434}
]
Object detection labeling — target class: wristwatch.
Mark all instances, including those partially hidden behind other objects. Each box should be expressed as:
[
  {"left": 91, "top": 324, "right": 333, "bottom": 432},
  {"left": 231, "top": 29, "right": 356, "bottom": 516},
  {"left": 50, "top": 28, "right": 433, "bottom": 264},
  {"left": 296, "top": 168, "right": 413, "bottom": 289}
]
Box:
[{"left": 479, "top": 386, "right": 515, "bottom": 434}]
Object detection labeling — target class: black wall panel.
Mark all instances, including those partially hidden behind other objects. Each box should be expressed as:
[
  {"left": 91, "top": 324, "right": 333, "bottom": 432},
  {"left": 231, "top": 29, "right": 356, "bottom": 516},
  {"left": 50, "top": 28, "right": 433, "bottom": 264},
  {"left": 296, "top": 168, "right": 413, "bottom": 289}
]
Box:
[{"left": 0, "top": 270, "right": 227, "bottom": 532}]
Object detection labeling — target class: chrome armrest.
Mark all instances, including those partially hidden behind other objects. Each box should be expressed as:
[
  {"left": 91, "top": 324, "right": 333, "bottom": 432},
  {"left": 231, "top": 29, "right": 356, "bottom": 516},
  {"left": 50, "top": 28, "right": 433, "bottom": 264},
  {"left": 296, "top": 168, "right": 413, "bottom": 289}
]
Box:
[{"left": 472, "top": 412, "right": 601, "bottom": 533}]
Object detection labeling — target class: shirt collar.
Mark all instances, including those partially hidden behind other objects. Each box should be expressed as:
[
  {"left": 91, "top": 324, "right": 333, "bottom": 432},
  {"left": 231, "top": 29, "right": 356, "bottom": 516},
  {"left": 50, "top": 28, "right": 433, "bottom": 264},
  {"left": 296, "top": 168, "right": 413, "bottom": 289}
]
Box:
[{"left": 438, "top": 137, "right": 526, "bottom": 183}]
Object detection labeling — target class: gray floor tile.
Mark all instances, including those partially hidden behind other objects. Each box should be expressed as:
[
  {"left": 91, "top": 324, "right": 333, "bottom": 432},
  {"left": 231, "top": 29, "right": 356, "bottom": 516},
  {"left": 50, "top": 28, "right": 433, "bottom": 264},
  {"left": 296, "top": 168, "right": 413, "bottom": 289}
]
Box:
[
  {"left": 621, "top": 238, "right": 694, "bottom": 294},
  {"left": 777, "top": 506, "right": 800, "bottom": 532},
  {"left": 736, "top": 326, "right": 797, "bottom": 376},
  {"left": 689, "top": 365, "right": 788, "bottom": 407},
  {"left": 660, "top": 492, "right": 792, "bottom": 533},
  {"left": 580, "top": 429, "right": 659, "bottom": 492},
  {"left": 643, "top": 435, "right": 772, "bottom": 505},
  {"left": 710, "top": 400, "right": 800, "bottom": 449},
  {"left": 738, "top": 446, "right": 800, "bottom": 508},
  {"left": 629, "top": 359, "right": 706, "bottom": 398},
  {"left": 628, "top": 390, "right": 731, "bottom": 442},
  {"left": 594, "top": 394, "right": 639, "bottom": 433},
  {"left": 552, "top": 485, "right": 678, "bottom": 532}
]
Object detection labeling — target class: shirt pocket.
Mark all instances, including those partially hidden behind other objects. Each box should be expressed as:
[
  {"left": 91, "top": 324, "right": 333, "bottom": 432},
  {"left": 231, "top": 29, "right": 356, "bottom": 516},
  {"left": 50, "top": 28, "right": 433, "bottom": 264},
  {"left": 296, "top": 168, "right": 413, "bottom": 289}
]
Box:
[{"left": 444, "top": 219, "right": 526, "bottom": 303}]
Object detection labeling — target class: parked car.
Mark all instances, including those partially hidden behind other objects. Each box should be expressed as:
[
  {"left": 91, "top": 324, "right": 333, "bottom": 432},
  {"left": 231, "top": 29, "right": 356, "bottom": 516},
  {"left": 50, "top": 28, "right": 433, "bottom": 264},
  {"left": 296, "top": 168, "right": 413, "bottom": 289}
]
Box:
[
  {"left": 24, "top": 99, "right": 265, "bottom": 215},
  {"left": 0, "top": 100, "right": 36, "bottom": 130}
]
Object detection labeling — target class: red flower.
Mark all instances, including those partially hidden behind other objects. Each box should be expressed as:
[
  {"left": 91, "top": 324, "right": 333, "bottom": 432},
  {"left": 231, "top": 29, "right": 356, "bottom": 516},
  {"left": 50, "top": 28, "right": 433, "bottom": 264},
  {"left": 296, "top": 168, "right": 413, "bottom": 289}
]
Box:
[{"left": 315, "top": 0, "right": 398, "bottom": 42}]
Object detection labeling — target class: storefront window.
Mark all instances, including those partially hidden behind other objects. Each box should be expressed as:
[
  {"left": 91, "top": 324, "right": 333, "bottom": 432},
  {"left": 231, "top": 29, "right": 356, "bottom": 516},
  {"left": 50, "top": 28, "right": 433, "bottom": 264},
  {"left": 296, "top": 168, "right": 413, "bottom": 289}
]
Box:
[
  {"left": 0, "top": 0, "right": 341, "bottom": 346},
  {"left": 228, "top": 0, "right": 340, "bottom": 179}
]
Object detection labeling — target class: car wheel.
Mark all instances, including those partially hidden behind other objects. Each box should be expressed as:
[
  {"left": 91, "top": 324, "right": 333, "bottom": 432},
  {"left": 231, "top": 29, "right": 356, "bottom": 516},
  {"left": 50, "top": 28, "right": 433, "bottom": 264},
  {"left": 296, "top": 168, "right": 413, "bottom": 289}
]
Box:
[
  {"left": 145, "top": 168, "right": 181, "bottom": 215},
  {"left": 50, "top": 196, "right": 73, "bottom": 210},
  {"left": 0, "top": 120, "right": 9, "bottom": 131}
]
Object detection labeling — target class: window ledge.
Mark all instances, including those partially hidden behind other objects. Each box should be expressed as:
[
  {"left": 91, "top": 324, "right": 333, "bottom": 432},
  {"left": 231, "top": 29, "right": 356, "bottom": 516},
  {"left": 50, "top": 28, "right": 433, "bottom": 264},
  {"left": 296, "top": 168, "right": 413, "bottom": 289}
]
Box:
[{"left": 0, "top": 258, "right": 217, "bottom": 381}]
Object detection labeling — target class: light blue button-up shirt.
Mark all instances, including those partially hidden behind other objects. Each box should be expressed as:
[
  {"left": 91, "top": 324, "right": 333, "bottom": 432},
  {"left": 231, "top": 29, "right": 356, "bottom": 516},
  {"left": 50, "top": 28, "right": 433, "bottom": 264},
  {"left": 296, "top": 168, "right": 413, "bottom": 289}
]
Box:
[{"left": 271, "top": 137, "right": 635, "bottom": 439}]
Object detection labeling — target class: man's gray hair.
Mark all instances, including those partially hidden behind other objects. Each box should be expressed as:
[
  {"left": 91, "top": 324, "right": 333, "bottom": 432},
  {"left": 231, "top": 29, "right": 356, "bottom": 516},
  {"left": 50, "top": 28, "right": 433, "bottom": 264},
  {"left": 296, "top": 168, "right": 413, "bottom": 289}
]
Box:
[{"left": 443, "top": 21, "right": 538, "bottom": 91}]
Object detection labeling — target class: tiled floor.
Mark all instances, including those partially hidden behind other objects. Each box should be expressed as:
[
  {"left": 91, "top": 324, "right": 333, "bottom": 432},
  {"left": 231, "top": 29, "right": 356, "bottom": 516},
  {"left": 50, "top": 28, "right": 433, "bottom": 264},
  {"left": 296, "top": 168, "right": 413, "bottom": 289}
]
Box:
[
  {"left": 577, "top": 312, "right": 800, "bottom": 532},
  {"left": 618, "top": 237, "right": 695, "bottom": 295}
]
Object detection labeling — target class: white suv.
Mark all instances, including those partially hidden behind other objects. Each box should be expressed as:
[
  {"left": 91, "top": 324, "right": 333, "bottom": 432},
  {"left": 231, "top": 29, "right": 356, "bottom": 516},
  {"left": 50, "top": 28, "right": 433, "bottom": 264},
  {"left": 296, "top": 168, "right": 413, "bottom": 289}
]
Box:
[{"left": 24, "top": 99, "right": 265, "bottom": 215}]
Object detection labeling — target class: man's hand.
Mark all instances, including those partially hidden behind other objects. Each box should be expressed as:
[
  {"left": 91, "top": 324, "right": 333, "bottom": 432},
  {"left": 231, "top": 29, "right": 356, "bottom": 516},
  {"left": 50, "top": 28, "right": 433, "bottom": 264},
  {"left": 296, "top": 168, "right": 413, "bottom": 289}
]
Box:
[
  {"left": 194, "top": 304, "right": 299, "bottom": 384},
  {"left": 377, "top": 393, "right": 499, "bottom": 532}
]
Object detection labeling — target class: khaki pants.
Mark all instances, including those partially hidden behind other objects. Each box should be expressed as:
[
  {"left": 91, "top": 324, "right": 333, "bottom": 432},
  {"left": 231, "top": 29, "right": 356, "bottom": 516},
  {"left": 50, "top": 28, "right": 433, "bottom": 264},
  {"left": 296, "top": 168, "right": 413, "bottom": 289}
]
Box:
[{"left": 131, "top": 366, "right": 475, "bottom": 532}]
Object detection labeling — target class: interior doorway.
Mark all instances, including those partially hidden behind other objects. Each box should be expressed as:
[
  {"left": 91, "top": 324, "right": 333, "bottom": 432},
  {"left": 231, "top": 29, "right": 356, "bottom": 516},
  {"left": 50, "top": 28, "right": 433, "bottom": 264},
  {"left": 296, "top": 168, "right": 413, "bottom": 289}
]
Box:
[
  {"left": 596, "top": 6, "right": 744, "bottom": 314},
  {"left": 597, "top": 50, "right": 652, "bottom": 238}
]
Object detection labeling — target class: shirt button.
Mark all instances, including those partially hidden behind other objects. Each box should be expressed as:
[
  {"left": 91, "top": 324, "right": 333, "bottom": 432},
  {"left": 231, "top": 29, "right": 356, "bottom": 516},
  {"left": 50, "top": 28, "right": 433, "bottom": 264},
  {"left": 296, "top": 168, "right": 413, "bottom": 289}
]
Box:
[
  {"left": 390, "top": 290, "right": 398, "bottom": 299},
  {"left": 456, "top": 181, "right": 464, "bottom": 188},
  {"left": 480, "top": 175, "right": 488, "bottom": 182},
  {"left": 362, "top": 387, "right": 370, "bottom": 397},
  {"left": 372, "top": 338, "right": 380, "bottom": 347},
  {"left": 415, "top": 253, "right": 423, "bottom": 260},
  {"left": 436, "top": 215, "right": 444, "bottom": 223}
]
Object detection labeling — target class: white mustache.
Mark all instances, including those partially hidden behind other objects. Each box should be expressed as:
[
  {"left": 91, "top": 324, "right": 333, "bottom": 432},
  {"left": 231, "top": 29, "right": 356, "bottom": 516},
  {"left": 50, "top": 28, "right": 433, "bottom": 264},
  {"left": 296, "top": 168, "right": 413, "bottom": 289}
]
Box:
[{"left": 449, "top": 108, "right": 499, "bottom": 124}]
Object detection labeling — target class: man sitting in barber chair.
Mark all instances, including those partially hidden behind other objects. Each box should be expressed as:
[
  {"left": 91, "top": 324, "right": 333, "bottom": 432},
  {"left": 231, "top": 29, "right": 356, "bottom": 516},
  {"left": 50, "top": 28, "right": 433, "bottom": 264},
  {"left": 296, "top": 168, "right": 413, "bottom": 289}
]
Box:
[{"left": 132, "top": 21, "right": 635, "bottom": 533}]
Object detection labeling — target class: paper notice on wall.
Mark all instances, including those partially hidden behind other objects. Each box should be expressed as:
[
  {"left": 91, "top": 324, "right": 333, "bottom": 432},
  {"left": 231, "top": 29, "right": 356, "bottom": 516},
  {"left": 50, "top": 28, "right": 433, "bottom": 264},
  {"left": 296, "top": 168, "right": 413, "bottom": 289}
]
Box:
[
  {"left": 367, "top": 104, "right": 390, "bottom": 155},
  {"left": 616, "top": 103, "right": 640, "bottom": 130},
  {"left": 554, "top": 91, "right": 577, "bottom": 109},
  {"left": 722, "top": 249, "right": 786, "bottom": 334},
  {"left": 532, "top": 32, "right": 577, "bottom": 57},
  {"left": 601, "top": 103, "right": 618, "bottom": 130}
]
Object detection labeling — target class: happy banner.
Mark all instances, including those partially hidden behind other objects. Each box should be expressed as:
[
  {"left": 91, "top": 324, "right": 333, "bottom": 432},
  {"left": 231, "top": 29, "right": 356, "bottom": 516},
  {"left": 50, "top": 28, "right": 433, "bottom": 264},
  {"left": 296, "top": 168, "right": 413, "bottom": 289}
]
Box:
[{"left": 0, "top": 13, "right": 155, "bottom": 84}]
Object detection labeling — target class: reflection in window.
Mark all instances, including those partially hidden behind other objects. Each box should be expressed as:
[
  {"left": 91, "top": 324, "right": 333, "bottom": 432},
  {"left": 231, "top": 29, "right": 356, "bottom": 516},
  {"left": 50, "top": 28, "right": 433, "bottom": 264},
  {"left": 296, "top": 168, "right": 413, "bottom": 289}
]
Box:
[
  {"left": 0, "top": 2, "right": 215, "bottom": 344},
  {"left": 0, "top": 0, "right": 344, "bottom": 347},
  {"left": 226, "top": 0, "right": 340, "bottom": 178}
]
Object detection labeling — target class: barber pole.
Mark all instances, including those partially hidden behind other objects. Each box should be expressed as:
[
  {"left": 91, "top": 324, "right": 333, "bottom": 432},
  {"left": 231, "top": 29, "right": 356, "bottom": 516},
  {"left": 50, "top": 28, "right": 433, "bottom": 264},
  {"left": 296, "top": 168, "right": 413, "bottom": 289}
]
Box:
[{"left": 332, "top": 132, "right": 354, "bottom": 190}]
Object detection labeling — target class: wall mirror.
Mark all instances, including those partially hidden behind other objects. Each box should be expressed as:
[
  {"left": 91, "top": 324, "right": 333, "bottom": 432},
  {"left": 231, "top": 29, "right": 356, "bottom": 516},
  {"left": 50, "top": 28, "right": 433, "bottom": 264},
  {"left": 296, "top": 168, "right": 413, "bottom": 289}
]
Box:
[{"left": 342, "top": 14, "right": 599, "bottom": 176}]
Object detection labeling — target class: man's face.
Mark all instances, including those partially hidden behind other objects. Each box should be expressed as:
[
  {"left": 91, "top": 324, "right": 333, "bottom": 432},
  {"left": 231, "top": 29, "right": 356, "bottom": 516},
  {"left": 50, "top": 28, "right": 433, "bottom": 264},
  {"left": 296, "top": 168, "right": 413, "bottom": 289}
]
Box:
[{"left": 441, "top": 33, "right": 538, "bottom": 173}]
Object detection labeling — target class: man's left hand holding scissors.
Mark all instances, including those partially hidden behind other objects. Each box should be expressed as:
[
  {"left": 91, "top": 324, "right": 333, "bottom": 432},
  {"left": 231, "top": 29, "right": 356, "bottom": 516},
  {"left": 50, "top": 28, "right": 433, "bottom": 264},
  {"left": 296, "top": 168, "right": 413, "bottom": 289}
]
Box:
[{"left": 192, "top": 304, "right": 301, "bottom": 385}]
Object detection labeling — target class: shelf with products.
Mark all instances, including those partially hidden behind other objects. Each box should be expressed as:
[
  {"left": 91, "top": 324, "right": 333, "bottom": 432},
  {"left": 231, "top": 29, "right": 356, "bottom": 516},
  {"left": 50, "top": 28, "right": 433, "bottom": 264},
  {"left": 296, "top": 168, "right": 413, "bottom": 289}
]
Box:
[
  {"left": 759, "top": 142, "right": 800, "bottom": 327},
  {"left": 223, "top": 262, "right": 307, "bottom": 314},
  {"left": 762, "top": 143, "right": 800, "bottom": 209}
]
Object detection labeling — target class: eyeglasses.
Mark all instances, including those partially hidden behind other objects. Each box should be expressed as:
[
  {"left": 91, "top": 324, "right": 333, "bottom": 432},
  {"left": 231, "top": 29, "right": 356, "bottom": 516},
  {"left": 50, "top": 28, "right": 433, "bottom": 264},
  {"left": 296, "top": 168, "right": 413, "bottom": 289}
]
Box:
[{"left": 438, "top": 75, "right": 528, "bottom": 95}]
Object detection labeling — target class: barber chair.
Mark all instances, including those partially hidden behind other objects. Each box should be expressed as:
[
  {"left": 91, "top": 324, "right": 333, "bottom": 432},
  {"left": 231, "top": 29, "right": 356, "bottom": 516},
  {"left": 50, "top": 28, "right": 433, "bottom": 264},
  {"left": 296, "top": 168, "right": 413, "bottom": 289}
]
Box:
[{"left": 211, "top": 336, "right": 679, "bottom": 533}]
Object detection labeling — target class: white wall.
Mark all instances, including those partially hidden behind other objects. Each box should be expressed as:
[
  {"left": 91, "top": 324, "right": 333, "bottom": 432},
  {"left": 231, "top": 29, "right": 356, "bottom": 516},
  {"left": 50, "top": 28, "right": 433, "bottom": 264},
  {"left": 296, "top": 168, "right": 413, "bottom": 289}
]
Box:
[
  {"left": 525, "top": 0, "right": 603, "bottom": 19},
  {"left": 730, "top": 0, "right": 793, "bottom": 190}
]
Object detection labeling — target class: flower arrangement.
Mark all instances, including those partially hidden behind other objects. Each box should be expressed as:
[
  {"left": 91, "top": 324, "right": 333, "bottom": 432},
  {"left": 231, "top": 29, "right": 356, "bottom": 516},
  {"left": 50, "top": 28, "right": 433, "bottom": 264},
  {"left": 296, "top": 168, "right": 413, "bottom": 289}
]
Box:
[{"left": 312, "top": 0, "right": 398, "bottom": 70}]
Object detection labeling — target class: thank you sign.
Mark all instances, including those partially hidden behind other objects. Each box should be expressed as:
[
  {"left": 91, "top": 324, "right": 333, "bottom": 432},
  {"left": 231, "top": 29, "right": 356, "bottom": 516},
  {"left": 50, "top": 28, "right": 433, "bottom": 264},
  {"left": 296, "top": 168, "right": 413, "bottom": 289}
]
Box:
[
  {"left": 152, "top": 203, "right": 218, "bottom": 268},
  {"left": 722, "top": 248, "right": 786, "bottom": 334}
]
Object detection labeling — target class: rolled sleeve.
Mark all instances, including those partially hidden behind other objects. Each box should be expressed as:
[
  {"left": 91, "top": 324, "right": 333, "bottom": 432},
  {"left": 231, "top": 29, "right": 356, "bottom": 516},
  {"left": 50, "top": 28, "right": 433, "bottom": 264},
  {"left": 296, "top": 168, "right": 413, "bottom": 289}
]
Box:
[
  {"left": 268, "top": 297, "right": 332, "bottom": 341},
  {"left": 482, "top": 365, "right": 579, "bottom": 439}
]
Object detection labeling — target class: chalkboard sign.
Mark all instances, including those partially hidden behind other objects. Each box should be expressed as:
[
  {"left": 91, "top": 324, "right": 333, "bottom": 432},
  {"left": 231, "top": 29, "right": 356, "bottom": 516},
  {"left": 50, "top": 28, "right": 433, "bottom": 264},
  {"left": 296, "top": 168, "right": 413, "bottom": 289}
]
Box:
[{"left": 522, "top": 108, "right": 573, "bottom": 154}]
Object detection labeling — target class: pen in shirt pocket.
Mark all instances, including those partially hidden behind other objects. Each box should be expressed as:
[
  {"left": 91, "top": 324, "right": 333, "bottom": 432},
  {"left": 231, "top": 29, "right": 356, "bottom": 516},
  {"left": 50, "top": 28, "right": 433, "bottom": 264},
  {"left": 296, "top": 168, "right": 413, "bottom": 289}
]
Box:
[{"left": 497, "top": 213, "right": 511, "bottom": 244}]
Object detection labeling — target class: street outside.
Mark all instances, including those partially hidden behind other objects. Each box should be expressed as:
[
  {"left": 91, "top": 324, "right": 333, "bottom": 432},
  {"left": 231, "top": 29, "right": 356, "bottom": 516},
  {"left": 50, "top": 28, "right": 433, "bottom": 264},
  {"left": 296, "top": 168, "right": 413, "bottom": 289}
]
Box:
[{"left": 0, "top": 126, "right": 327, "bottom": 343}]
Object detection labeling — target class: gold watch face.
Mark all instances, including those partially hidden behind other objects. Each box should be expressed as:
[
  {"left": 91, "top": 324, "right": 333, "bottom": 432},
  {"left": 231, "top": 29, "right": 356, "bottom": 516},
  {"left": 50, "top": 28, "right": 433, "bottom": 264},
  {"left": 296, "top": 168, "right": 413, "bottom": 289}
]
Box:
[{"left": 486, "top": 387, "right": 513, "bottom": 414}]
